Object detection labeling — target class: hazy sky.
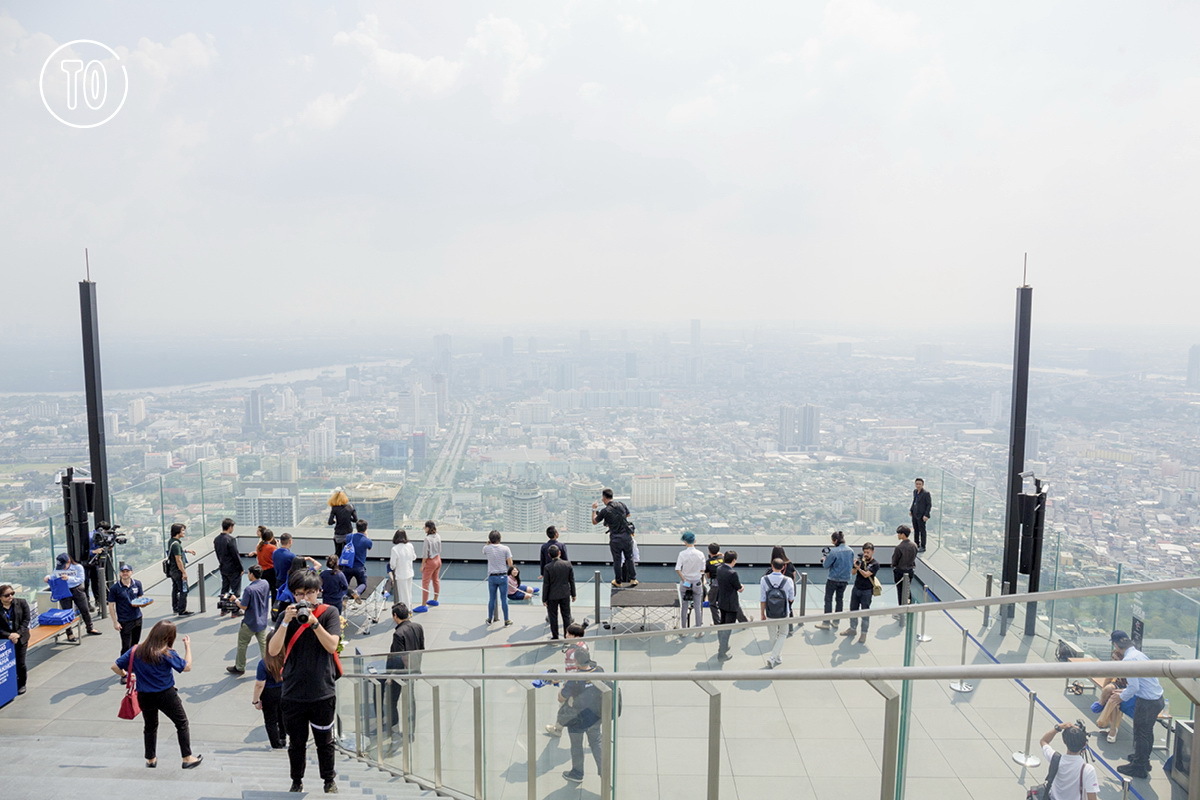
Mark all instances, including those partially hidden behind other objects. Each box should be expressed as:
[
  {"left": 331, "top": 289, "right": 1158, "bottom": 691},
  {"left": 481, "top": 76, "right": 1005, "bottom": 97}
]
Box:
[{"left": 2, "top": 1, "right": 1198, "bottom": 339}]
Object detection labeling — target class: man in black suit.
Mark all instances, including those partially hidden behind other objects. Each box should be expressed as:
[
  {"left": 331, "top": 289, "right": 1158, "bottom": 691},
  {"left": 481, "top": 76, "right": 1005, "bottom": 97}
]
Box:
[
  {"left": 0, "top": 584, "right": 32, "bottom": 695},
  {"left": 213, "top": 518, "right": 244, "bottom": 615},
  {"left": 542, "top": 544, "right": 575, "bottom": 640},
  {"left": 910, "top": 478, "right": 933, "bottom": 552}
]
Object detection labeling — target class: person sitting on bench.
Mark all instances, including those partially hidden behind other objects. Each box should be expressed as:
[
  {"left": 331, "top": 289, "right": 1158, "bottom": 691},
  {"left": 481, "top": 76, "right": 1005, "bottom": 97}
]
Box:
[{"left": 507, "top": 566, "right": 539, "bottom": 601}]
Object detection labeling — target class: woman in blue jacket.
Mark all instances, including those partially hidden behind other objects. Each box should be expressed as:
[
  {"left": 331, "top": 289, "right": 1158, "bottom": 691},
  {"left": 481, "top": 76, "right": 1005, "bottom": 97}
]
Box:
[{"left": 112, "top": 619, "right": 203, "bottom": 769}]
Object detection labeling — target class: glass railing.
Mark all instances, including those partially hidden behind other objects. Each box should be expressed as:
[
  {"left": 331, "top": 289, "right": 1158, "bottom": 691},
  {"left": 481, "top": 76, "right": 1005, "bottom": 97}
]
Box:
[{"left": 335, "top": 577, "right": 1200, "bottom": 800}]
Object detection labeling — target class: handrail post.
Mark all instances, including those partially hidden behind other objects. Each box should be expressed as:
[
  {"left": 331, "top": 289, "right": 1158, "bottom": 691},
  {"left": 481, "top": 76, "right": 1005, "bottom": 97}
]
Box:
[
  {"left": 949, "top": 628, "right": 975, "bottom": 693},
  {"left": 430, "top": 681, "right": 443, "bottom": 789},
  {"left": 1011, "top": 690, "right": 1042, "bottom": 767},
  {"left": 695, "top": 681, "right": 721, "bottom": 800},
  {"left": 798, "top": 572, "right": 808, "bottom": 625},
  {"left": 197, "top": 561, "right": 206, "bottom": 613},
  {"left": 983, "top": 574, "right": 993, "bottom": 628},
  {"left": 524, "top": 681, "right": 536, "bottom": 800},
  {"left": 597, "top": 680, "right": 613, "bottom": 800},
  {"left": 403, "top": 677, "right": 414, "bottom": 774},
  {"left": 468, "top": 679, "right": 484, "bottom": 799},
  {"left": 868, "top": 679, "right": 900, "bottom": 800},
  {"left": 375, "top": 680, "right": 385, "bottom": 765},
  {"left": 353, "top": 679, "right": 364, "bottom": 757}
]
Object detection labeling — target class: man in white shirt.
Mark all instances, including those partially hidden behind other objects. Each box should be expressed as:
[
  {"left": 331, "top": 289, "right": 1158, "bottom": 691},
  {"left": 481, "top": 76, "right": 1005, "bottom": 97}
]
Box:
[
  {"left": 1114, "top": 636, "right": 1166, "bottom": 779},
  {"left": 758, "top": 558, "right": 795, "bottom": 668},
  {"left": 1038, "top": 722, "right": 1099, "bottom": 799},
  {"left": 674, "top": 532, "right": 706, "bottom": 629}
]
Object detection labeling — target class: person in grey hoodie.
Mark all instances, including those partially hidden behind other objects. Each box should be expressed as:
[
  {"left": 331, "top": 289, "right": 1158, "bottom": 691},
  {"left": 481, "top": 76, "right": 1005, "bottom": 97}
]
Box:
[{"left": 816, "top": 531, "right": 853, "bottom": 630}]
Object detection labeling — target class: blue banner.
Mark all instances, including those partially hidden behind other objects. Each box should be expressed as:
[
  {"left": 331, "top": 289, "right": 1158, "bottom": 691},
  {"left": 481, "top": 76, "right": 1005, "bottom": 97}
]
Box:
[{"left": 0, "top": 639, "right": 16, "bottom": 708}]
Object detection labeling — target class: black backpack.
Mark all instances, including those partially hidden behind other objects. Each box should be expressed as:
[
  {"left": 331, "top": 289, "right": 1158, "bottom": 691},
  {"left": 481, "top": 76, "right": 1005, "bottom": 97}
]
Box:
[{"left": 763, "top": 574, "right": 790, "bottom": 619}]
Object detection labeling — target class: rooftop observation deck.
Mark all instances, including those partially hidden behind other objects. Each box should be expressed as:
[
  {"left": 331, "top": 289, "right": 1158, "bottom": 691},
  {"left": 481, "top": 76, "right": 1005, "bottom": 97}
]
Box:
[{"left": 2, "top": 541, "right": 1197, "bottom": 800}]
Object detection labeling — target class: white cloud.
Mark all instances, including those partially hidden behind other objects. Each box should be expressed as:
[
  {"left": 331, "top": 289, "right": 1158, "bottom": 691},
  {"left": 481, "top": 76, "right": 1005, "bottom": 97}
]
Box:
[
  {"left": 822, "top": 0, "right": 923, "bottom": 52},
  {"left": 665, "top": 94, "right": 717, "bottom": 125},
  {"left": 617, "top": 15, "right": 648, "bottom": 37},
  {"left": 466, "top": 15, "right": 544, "bottom": 104},
  {"left": 578, "top": 81, "right": 603, "bottom": 100},
  {"left": 126, "top": 32, "right": 218, "bottom": 91},
  {"left": 335, "top": 15, "right": 463, "bottom": 95}
]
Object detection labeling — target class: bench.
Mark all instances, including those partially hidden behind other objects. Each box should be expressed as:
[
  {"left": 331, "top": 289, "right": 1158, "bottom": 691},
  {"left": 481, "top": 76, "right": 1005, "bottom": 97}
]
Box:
[{"left": 27, "top": 618, "right": 83, "bottom": 649}]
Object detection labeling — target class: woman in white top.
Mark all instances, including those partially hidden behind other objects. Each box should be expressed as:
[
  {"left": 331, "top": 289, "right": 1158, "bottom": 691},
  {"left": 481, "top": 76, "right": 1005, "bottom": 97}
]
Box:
[
  {"left": 419, "top": 520, "right": 443, "bottom": 610},
  {"left": 388, "top": 530, "right": 416, "bottom": 607}
]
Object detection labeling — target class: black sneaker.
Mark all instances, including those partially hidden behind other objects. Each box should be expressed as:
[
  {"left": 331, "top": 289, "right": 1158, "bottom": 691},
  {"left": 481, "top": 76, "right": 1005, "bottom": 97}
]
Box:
[
  {"left": 177, "top": 611, "right": 195, "bottom": 617},
  {"left": 561, "top": 771, "right": 584, "bottom": 783},
  {"left": 324, "top": 780, "right": 338, "bottom": 794},
  {"left": 289, "top": 781, "right": 303, "bottom": 792},
  {"left": 226, "top": 666, "right": 245, "bottom": 675}
]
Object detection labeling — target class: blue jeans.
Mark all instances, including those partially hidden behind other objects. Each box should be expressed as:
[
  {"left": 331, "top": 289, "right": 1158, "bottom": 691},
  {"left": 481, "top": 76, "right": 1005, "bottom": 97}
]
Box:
[{"left": 487, "top": 574, "right": 509, "bottom": 621}]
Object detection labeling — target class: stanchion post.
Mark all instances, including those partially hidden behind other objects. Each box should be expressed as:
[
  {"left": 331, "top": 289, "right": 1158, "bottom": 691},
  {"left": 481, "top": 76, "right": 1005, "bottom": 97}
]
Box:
[
  {"left": 949, "top": 628, "right": 975, "bottom": 693},
  {"left": 983, "top": 573, "right": 994, "bottom": 628},
  {"left": 1011, "top": 691, "right": 1042, "bottom": 767},
  {"left": 917, "top": 586, "right": 933, "bottom": 642},
  {"left": 594, "top": 570, "right": 601, "bottom": 629},
  {"left": 197, "top": 561, "right": 206, "bottom": 613},
  {"left": 798, "top": 573, "right": 808, "bottom": 624}
]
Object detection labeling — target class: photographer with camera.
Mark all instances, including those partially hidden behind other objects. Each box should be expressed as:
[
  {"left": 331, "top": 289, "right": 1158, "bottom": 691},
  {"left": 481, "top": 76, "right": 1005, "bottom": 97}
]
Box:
[
  {"left": 107, "top": 562, "right": 147, "bottom": 662},
  {"left": 841, "top": 543, "right": 880, "bottom": 644},
  {"left": 1035, "top": 721, "right": 1098, "bottom": 799},
  {"left": 227, "top": 565, "right": 272, "bottom": 676},
  {"left": 214, "top": 518, "right": 244, "bottom": 616},
  {"left": 267, "top": 570, "right": 343, "bottom": 794},
  {"left": 87, "top": 521, "right": 124, "bottom": 611}
]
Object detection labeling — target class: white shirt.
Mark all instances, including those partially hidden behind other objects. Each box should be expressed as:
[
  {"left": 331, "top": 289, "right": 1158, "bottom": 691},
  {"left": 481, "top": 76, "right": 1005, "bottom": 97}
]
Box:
[
  {"left": 1040, "top": 746, "right": 1098, "bottom": 799},
  {"left": 389, "top": 542, "right": 416, "bottom": 579},
  {"left": 674, "top": 547, "right": 707, "bottom": 583}
]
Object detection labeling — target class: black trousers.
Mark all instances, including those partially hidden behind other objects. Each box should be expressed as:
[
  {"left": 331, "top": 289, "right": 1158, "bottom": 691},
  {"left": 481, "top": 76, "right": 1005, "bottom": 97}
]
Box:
[
  {"left": 823, "top": 580, "right": 848, "bottom": 615},
  {"left": 608, "top": 535, "right": 636, "bottom": 583},
  {"left": 1130, "top": 695, "right": 1165, "bottom": 769},
  {"left": 139, "top": 687, "right": 192, "bottom": 760},
  {"left": 118, "top": 617, "right": 143, "bottom": 657},
  {"left": 911, "top": 516, "right": 927, "bottom": 549},
  {"left": 260, "top": 685, "right": 286, "bottom": 748},
  {"left": 707, "top": 589, "right": 720, "bottom": 624},
  {"left": 283, "top": 696, "right": 337, "bottom": 783},
  {"left": 344, "top": 567, "right": 367, "bottom": 595},
  {"left": 12, "top": 639, "right": 27, "bottom": 690},
  {"left": 545, "top": 597, "right": 572, "bottom": 639},
  {"left": 567, "top": 724, "right": 602, "bottom": 777},
  {"left": 219, "top": 570, "right": 243, "bottom": 598},
  {"left": 262, "top": 567, "right": 277, "bottom": 598},
  {"left": 85, "top": 563, "right": 104, "bottom": 609},
  {"left": 384, "top": 680, "right": 416, "bottom": 734},
  {"left": 170, "top": 570, "right": 188, "bottom": 614},
  {"left": 60, "top": 586, "right": 94, "bottom": 631},
  {"left": 715, "top": 607, "right": 739, "bottom": 654}
]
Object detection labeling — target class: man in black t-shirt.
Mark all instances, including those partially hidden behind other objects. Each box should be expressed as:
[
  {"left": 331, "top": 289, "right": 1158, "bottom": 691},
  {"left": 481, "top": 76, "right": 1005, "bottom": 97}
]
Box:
[
  {"left": 167, "top": 523, "right": 196, "bottom": 616},
  {"left": 268, "top": 571, "right": 342, "bottom": 794},
  {"left": 385, "top": 602, "right": 425, "bottom": 739},
  {"left": 592, "top": 488, "right": 637, "bottom": 587}
]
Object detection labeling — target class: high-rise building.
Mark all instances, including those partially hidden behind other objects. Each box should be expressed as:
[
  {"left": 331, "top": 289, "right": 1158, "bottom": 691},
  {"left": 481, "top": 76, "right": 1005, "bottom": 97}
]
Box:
[
  {"left": 632, "top": 475, "right": 676, "bottom": 509},
  {"left": 380, "top": 439, "right": 409, "bottom": 470},
  {"left": 433, "top": 373, "right": 448, "bottom": 428},
  {"left": 517, "top": 401, "right": 551, "bottom": 426},
  {"left": 778, "top": 405, "right": 797, "bottom": 450},
  {"left": 856, "top": 499, "right": 881, "bottom": 525},
  {"left": 144, "top": 452, "right": 172, "bottom": 471},
  {"left": 348, "top": 482, "right": 403, "bottom": 530},
  {"left": 244, "top": 390, "right": 264, "bottom": 432},
  {"left": 235, "top": 487, "right": 298, "bottom": 527},
  {"left": 261, "top": 455, "right": 299, "bottom": 483},
  {"left": 104, "top": 412, "right": 119, "bottom": 438},
  {"left": 128, "top": 398, "right": 147, "bottom": 426},
  {"left": 1026, "top": 426, "right": 1041, "bottom": 461},
  {"left": 567, "top": 479, "right": 603, "bottom": 533},
  {"left": 308, "top": 419, "right": 337, "bottom": 463},
  {"left": 1189, "top": 345, "right": 1200, "bottom": 389},
  {"left": 503, "top": 483, "right": 546, "bottom": 533},
  {"left": 27, "top": 401, "right": 59, "bottom": 419},
  {"left": 434, "top": 334, "right": 451, "bottom": 376},
  {"left": 553, "top": 363, "right": 577, "bottom": 391},
  {"left": 278, "top": 387, "right": 298, "bottom": 413},
  {"left": 411, "top": 431, "right": 428, "bottom": 472},
  {"left": 798, "top": 404, "right": 821, "bottom": 450}
]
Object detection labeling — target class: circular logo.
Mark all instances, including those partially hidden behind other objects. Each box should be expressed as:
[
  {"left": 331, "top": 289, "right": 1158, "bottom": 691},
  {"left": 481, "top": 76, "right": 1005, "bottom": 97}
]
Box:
[{"left": 40, "top": 39, "right": 129, "bottom": 129}]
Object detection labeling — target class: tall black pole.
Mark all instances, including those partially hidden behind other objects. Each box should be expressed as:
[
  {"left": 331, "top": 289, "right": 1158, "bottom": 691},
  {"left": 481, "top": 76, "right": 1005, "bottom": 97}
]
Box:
[
  {"left": 80, "top": 276, "right": 111, "bottom": 550},
  {"left": 1001, "top": 283, "right": 1033, "bottom": 608}
]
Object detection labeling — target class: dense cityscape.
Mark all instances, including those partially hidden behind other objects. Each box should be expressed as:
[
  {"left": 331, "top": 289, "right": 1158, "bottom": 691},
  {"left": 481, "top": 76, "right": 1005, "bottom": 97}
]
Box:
[{"left": 2, "top": 323, "right": 1199, "bottom": 600}]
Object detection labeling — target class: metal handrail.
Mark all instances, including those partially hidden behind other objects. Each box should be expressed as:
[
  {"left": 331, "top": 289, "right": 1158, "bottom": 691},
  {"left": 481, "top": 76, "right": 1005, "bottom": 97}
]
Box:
[
  {"left": 341, "top": 574, "right": 1200, "bottom": 660},
  {"left": 341, "top": 657, "right": 1200, "bottom": 684}
]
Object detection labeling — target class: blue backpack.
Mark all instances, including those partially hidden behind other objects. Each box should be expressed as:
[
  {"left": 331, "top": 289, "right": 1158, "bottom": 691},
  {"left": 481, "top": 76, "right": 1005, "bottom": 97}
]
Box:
[{"left": 338, "top": 538, "right": 356, "bottom": 568}]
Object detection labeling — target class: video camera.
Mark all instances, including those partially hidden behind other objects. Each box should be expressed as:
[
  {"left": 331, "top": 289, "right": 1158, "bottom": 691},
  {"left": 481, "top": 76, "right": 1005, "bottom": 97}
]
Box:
[
  {"left": 216, "top": 593, "right": 240, "bottom": 615},
  {"left": 92, "top": 521, "right": 127, "bottom": 549}
]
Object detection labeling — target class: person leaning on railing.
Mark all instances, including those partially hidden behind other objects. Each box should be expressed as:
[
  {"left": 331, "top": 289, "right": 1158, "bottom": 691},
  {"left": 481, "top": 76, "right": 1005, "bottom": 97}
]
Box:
[{"left": 0, "top": 584, "right": 31, "bottom": 695}]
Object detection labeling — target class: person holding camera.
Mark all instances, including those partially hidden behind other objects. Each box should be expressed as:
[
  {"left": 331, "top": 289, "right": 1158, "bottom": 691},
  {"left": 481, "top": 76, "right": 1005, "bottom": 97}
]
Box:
[
  {"left": 167, "top": 523, "right": 197, "bottom": 617},
  {"left": 816, "top": 531, "right": 853, "bottom": 630},
  {"left": 45, "top": 553, "right": 100, "bottom": 639},
  {"left": 593, "top": 489, "right": 636, "bottom": 587},
  {"left": 841, "top": 543, "right": 879, "bottom": 644},
  {"left": 227, "top": 565, "right": 272, "bottom": 676},
  {"left": 214, "top": 518, "right": 244, "bottom": 615},
  {"left": 85, "top": 523, "right": 112, "bottom": 611},
  {"left": 1037, "top": 721, "right": 1099, "bottom": 799},
  {"left": 107, "top": 563, "right": 146, "bottom": 661},
  {"left": 267, "top": 570, "right": 343, "bottom": 794},
  {"left": 0, "top": 584, "right": 31, "bottom": 695}
]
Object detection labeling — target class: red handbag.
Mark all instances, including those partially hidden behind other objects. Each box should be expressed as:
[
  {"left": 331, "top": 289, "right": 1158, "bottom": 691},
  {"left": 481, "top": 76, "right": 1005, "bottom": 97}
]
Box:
[{"left": 118, "top": 646, "right": 141, "bottom": 720}]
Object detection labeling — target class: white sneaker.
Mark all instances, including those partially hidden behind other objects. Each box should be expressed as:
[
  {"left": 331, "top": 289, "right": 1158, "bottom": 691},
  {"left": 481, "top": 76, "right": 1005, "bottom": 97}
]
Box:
[{"left": 544, "top": 724, "right": 563, "bottom": 737}]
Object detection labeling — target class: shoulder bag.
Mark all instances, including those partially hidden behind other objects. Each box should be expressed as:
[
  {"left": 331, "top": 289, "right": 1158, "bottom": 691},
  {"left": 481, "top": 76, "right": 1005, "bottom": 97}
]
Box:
[{"left": 118, "top": 646, "right": 141, "bottom": 720}]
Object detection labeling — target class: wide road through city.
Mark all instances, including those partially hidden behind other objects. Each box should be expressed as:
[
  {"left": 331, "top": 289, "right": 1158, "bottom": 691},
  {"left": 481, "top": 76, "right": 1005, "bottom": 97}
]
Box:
[{"left": 405, "top": 399, "right": 472, "bottom": 523}]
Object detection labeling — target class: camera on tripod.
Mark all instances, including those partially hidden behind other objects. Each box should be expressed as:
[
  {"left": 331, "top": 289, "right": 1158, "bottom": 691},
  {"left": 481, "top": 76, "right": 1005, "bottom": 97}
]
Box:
[
  {"left": 92, "top": 521, "right": 127, "bottom": 549},
  {"left": 216, "top": 593, "right": 241, "bottom": 614}
]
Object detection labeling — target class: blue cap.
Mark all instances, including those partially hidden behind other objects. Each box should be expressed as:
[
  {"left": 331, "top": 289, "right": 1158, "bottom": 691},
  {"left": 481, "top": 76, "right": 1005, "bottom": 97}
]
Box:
[
  {"left": 1110, "top": 630, "right": 1128, "bottom": 644},
  {"left": 56, "top": 553, "right": 69, "bottom": 566},
  {"left": 681, "top": 531, "right": 695, "bottom": 544}
]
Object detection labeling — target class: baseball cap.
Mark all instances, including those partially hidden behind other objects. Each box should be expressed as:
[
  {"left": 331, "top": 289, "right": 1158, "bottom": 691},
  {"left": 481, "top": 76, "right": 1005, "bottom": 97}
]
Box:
[
  {"left": 56, "top": 553, "right": 69, "bottom": 566},
  {"left": 1110, "top": 630, "right": 1128, "bottom": 644},
  {"left": 119, "top": 563, "right": 133, "bottom": 572},
  {"left": 681, "top": 531, "right": 696, "bottom": 544}
]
